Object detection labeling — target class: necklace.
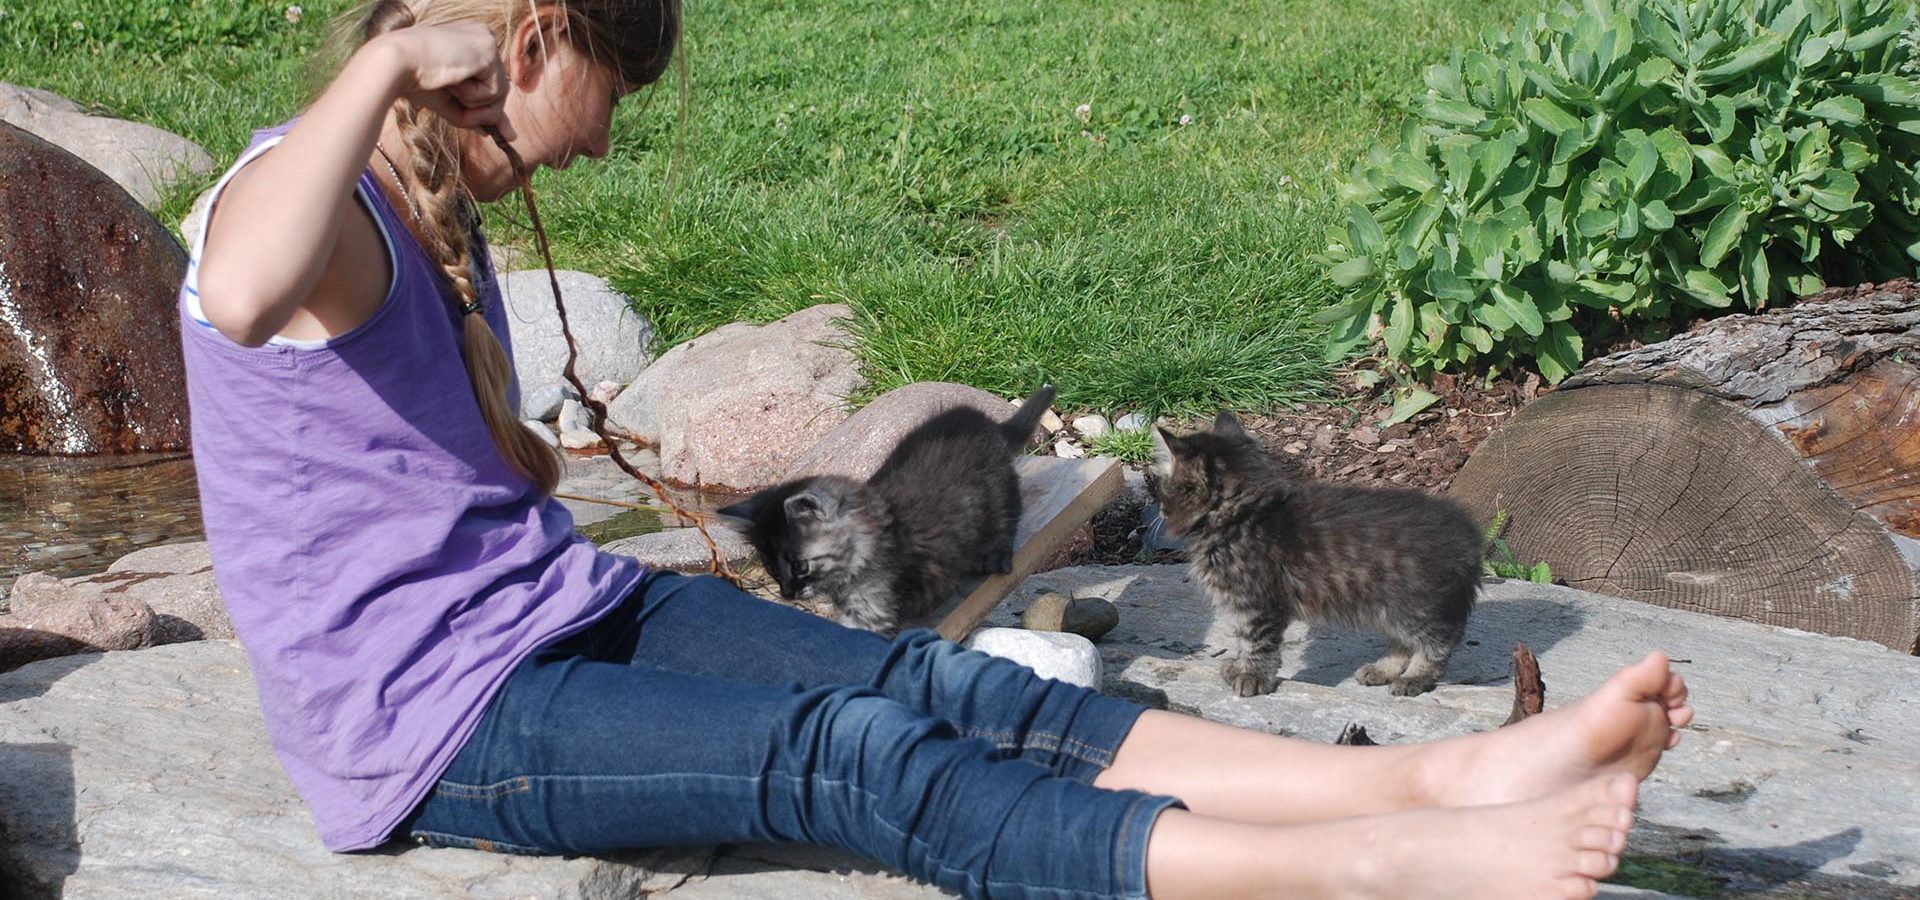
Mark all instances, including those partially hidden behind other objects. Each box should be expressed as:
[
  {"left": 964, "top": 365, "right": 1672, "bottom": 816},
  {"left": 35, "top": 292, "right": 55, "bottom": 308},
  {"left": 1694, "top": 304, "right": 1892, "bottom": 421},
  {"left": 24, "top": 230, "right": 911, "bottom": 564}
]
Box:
[{"left": 372, "top": 142, "right": 423, "bottom": 224}]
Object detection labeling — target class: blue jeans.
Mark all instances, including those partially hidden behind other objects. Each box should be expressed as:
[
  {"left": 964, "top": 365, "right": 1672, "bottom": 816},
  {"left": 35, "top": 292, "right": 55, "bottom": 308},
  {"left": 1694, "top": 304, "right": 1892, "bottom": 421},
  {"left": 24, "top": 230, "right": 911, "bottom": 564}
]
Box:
[{"left": 399, "top": 570, "right": 1184, "bottom": 899}]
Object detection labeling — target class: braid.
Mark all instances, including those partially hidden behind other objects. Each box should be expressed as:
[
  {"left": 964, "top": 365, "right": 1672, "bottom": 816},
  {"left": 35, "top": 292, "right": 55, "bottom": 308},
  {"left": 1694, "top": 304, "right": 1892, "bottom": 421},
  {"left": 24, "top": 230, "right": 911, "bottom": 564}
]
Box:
[
  {"left": 366, "top": 3, "right": 563, "bottom": 494},
  {"left": 394, "top": 101, "right": 480, "bottom": 307}
]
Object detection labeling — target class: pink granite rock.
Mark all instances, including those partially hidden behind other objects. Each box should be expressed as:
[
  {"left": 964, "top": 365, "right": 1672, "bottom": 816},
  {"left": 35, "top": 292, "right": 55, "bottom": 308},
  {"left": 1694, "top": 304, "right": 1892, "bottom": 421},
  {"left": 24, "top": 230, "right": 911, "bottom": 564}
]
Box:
[
  {"left": 606, "top": 305, "right": 865, "bottom": 491},
  {"left": 785, "top": 381, "right": 1028, "bottom": 481},
  {"left": 0, "top": 591, "right": 156, "bottom": 672}
]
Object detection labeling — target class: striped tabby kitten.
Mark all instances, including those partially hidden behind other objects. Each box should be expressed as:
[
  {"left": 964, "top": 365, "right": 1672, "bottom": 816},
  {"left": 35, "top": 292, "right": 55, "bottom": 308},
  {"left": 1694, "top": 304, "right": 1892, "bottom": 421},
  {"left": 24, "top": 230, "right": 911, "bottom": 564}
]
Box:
[
  {"left": 1150, "top": 412, "right": 1482, "bottom": 696},
  {"left": 719, "top": 386, "right": 1056, "bottom": 635}
]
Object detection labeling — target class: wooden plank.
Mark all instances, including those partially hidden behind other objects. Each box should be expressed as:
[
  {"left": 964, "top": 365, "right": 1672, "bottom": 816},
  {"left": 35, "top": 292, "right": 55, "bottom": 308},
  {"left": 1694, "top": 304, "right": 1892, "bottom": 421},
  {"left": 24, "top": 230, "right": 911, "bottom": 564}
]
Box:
[{"left": 932, "top": 456, "right": 1124, "bottom": 642}]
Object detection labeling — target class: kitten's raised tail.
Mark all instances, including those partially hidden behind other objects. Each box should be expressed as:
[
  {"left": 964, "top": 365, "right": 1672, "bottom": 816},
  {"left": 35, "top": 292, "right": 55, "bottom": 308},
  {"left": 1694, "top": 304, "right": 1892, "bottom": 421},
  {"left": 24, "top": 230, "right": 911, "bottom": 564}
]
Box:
[{"left": 1001, "top": 385, "right": 1059, "bottom": 450}]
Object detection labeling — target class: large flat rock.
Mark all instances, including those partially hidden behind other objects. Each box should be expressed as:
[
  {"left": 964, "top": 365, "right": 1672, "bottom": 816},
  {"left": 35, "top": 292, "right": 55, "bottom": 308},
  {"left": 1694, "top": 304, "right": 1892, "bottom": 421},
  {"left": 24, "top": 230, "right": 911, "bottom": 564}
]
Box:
[
  {"left": 5, "top": 565, "right": 1912, "bottom": 897},
  {"left": 988, "top": 567, "right": 1920, "bottom": 897}
]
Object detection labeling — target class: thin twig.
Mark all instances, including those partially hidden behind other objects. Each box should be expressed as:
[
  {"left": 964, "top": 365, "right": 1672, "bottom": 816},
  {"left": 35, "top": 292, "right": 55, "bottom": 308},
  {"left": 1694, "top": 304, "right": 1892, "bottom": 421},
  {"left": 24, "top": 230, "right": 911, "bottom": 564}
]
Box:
[
  {"left": 486, "top": 129, "right": 740, "bottom": 586},
  {"left": 552, "top": 491, "right": 654, "bottom": 511}
]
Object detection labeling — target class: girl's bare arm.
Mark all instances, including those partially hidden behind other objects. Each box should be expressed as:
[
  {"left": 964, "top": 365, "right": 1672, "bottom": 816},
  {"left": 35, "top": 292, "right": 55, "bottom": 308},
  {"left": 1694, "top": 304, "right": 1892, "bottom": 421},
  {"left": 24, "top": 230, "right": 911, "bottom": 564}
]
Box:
[{"left": 195, "top": 26, "right": 510, "bottom": 346}]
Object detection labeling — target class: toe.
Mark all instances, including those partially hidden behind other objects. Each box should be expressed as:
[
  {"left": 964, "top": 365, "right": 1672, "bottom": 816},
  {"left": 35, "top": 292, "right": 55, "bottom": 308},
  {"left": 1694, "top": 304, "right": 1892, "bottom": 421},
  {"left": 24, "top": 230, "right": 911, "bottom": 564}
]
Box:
[
  {"left": 1576, "top": 824, "right": 1626, "bottom": 853},
  {"left": 1663, "top": 672, "right": 1688, "bottom": 703},
  {"left": 1573, "top": 849, "right": 1618, "bottom": 878},
  {"left": 1554, "top": 875, "right": 1598, "bottom": 900}
]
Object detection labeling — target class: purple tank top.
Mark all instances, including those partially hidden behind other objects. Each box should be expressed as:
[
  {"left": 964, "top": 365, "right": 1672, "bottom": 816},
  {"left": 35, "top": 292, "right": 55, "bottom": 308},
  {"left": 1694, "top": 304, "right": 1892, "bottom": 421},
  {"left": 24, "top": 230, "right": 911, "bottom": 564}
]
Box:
[{"left": 179, "top": 123, "right": 645, "bottom": 851}]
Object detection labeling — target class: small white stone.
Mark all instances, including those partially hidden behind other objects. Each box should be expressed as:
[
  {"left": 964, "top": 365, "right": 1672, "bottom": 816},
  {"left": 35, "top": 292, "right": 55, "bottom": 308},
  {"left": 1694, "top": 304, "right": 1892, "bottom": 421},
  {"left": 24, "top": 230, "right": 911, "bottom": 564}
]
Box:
[
  {"left": 522, "top": 419, "right": 559, "bottom": 447},
  {"left": 964, "top": 628, "right": 1103, "bottom": 690},
  {"left": 558, "top": 400, "right": 605, "bottom": 449},
  {"left": 1072, "top": 414, "right": 1112, "bottom": 440},
  {"left": 589, "top": 380, "right": 623, "bottom": 404},
  {"left": 1053, "top": 439, "right": 1085, "bottom": 459},
  {"left": 558, "top": 398, "right": 594, "bottom": 434},
  {"left": 560, "top": 429, "right": 604, "bottom": 449},
  {"left": 1113, "top": 412, "right": 1148, "bottom": 432}
]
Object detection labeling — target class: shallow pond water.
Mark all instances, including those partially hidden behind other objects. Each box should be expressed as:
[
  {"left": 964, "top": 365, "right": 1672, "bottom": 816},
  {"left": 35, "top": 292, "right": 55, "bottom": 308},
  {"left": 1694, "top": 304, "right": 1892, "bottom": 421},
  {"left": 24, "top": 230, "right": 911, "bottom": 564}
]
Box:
[
  {"left": 0, "top": 453, "right": 204, "bottom": 604},
  {"left": 0, "top": 451, "right": 740, "bottom": 607}
]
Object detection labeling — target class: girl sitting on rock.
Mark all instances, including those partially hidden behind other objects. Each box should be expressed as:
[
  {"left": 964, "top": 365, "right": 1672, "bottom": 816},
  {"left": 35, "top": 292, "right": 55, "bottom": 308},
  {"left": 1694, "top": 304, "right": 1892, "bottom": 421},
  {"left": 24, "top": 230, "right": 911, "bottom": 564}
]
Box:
[{"left": 182, "top": 1, "right": 1694, "bottom": 897}]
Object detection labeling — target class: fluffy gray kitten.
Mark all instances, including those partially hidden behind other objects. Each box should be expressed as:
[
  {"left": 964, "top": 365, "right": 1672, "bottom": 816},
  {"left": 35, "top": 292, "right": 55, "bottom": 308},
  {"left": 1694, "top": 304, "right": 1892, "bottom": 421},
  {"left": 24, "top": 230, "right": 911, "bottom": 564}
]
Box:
[
  {"left": 1151, "top": 411, "right": 1482, "bottom": 696},
  {"left": 719, "top": 386, "right": 1056, "bottom": 635}
]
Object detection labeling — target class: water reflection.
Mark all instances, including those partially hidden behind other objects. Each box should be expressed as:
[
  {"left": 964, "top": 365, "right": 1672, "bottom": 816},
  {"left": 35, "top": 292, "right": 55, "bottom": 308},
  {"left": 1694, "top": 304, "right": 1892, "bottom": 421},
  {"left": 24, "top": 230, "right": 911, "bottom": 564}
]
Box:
[
  {"left": 0, "top": 451, "right": 742, "bottom": 608},
  {"left": 0, "top": 453, "right": 204, "bottom": 605}
]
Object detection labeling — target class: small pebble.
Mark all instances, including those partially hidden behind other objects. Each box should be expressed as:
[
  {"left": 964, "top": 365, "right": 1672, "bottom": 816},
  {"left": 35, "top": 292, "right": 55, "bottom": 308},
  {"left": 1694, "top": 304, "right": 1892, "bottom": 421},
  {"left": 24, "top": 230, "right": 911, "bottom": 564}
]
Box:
[
  {"left": 1073, "top": 414, "right": 1112, "bottom": 440},
  {"left": 1054, "top": 439, "right": 1085, "bottom": 459},
  {"left": 1113, "top": 412, "right": 1148, "bottom": 432},
  {"left": 1022, "top": 592, "right": 1121, "bottom": 641}
]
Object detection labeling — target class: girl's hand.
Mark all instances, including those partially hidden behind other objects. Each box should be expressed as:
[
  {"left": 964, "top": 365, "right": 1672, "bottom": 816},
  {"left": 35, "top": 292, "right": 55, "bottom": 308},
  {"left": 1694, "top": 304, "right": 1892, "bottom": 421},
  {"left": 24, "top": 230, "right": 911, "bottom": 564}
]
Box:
[{"left": 374, "top": 23, "right": 517, "bottom": 140}]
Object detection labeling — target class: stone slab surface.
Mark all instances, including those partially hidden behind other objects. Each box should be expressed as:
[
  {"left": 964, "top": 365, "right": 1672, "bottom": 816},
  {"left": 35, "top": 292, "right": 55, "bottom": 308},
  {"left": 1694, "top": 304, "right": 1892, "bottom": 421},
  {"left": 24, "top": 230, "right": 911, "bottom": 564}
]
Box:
[
  {"left": 12, "top": 562, "right": 1911, "bottom": 897},
  {"left": 989, "top": 567, "right": 1920, "bottom": 896}
]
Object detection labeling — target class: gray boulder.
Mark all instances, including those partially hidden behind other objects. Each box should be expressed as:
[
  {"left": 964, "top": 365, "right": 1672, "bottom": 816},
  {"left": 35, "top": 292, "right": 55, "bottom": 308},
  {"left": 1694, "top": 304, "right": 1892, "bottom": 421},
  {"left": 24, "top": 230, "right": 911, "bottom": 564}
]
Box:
[
  {"left": 607, "top": 305, "right": 865, "bottom": 490},
  {"left": 500, "top": 270, "right": 653, "bottom": 418},
  {"left": 783, "top": 381, "right": 1019, "bottom": 481},
  {"left": 0, "top": 83, "right": 214, "bottom": 209}
]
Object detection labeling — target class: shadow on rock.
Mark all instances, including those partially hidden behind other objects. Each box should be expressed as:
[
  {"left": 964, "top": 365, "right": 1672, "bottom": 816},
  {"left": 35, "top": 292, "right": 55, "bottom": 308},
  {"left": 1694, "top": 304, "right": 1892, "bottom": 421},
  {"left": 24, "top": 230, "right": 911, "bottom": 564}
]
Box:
[
  {"left": 1282, "top": 584, "right": 1589, "bottom": 690},
  {"left": 0, "top": 741, "right": 77, "bottom": 899}
]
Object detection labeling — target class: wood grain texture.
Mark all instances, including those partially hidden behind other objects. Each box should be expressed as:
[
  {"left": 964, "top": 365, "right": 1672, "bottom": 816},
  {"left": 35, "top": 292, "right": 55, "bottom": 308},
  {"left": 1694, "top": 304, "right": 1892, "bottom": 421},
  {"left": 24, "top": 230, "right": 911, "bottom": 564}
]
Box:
[{"left": 1451, "top": 291, "right": 1920, "bottom": 653}]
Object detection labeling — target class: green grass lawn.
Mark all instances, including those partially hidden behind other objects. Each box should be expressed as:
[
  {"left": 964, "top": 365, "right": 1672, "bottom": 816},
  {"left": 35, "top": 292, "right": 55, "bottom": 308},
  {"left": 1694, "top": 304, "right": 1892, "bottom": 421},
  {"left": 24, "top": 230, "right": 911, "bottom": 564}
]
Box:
[{"left": 2, "top": 0, "right": 1550, "bottom": 414}]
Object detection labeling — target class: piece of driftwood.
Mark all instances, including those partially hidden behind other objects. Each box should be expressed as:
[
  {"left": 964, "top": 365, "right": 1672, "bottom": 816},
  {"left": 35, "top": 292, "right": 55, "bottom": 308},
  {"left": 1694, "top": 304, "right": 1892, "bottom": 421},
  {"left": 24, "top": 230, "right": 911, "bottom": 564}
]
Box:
[
  {"left": 1503, "top": 642, "right": 1546, "bottom": 726},
  {"left": 1449, "top": 288, "right": 1920, "bottom": 653},
  {"left": 933, "top": 456, "right": 1124, "bottom": 642}
]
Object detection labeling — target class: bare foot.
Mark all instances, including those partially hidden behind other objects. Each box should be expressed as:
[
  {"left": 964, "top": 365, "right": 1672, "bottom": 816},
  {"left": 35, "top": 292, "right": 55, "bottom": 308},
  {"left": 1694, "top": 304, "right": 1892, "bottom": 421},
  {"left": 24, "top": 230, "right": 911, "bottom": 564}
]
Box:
[
  {"left": 1420, "top": 652, "right": 1693, "bottom": 808},
  {"left": 1334, "top": 774, "right": 1639, "bottom": 900}
]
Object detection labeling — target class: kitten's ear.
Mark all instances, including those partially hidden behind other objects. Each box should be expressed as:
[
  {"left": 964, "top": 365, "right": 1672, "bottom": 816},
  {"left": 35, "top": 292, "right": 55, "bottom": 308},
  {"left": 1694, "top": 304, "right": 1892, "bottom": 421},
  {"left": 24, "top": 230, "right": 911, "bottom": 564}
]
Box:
[
  {"left": 783, "top": 488, "right": 838, "bottom": 523},
  {"left": 1212, "top": 410, "right": 1248, "bottom": 438}
]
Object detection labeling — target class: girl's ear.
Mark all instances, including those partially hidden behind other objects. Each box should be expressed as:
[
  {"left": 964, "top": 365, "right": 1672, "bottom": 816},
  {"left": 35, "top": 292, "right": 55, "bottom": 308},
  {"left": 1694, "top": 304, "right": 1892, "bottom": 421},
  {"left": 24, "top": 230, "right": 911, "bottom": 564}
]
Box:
[{"left": 508, "top": 9, "right": 568, "bottom": 89}]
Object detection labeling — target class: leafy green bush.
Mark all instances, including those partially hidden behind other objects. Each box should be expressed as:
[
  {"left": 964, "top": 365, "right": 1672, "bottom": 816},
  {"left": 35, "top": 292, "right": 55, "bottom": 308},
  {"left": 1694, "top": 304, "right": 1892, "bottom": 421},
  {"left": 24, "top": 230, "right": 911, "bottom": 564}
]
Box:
[{"left": 1319, "top": 0, "right": 1920, "bottom": 382}]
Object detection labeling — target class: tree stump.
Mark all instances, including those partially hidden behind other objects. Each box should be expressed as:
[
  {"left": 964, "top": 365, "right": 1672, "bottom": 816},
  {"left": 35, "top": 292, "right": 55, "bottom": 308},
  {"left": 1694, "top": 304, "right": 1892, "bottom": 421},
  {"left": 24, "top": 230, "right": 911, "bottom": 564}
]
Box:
[{"left": 1449, "top": 287, "right": 1920, "bottom": 654}]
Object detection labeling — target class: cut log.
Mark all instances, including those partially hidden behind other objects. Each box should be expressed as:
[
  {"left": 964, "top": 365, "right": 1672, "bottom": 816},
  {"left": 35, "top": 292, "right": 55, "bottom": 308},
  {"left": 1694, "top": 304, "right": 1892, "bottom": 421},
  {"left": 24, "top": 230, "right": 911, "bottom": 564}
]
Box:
[{"left": 1449, "top": 287, "right": 1920, "bottom": 654}]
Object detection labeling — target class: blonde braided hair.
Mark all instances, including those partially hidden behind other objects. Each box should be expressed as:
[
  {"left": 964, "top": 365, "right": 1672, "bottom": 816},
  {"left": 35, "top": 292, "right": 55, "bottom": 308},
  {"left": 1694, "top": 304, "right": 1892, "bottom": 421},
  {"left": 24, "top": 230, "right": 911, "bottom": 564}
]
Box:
[{"left": 348, "top": 0, "right": 574, "bottom": 493}]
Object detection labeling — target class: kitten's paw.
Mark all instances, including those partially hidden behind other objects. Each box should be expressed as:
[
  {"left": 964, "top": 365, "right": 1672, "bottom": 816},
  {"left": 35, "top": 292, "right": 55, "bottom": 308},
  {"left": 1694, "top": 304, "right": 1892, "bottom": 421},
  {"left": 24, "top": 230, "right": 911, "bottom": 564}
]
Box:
[
  {"left": 1356, "top": 664, "right": 1396, "bottom": 686},
  {"left": 1390, "top": 675, "right": 1439, "bottom": 696},
  {"left": 1221, "top": 658, "right": 1278, "bottom": 697}
]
